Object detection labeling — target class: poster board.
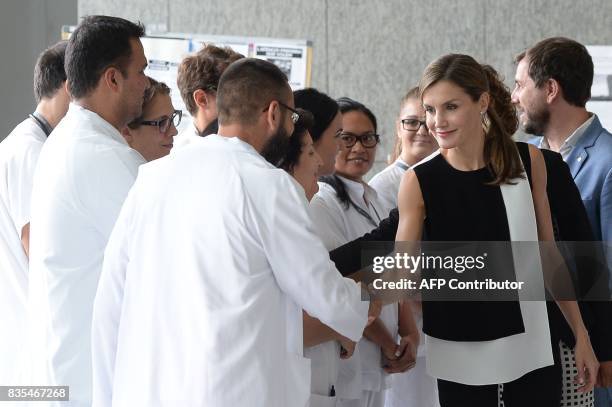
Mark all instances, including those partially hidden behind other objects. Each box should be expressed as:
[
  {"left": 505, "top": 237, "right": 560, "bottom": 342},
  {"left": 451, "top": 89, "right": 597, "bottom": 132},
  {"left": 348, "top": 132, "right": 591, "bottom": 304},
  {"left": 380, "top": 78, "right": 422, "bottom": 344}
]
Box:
[{"left": 61, "top": 27, "right": 313, "bottom": 134}]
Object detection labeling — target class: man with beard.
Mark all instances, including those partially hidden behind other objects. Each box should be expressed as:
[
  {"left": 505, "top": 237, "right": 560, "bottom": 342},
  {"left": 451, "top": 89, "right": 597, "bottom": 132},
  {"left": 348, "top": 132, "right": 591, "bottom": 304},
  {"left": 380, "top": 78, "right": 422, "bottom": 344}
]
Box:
[
  {"left": 28, "top": 15, "right": 149, "bottom": 406},
  {"left": 173, "top": 43, "right": 244, "bottom": 149},
  {"left": 91, "top": 58, "right": 378, "bottom": 407},
  {"left": 512, "top": 37, "right": 612, "bottom": 407}
]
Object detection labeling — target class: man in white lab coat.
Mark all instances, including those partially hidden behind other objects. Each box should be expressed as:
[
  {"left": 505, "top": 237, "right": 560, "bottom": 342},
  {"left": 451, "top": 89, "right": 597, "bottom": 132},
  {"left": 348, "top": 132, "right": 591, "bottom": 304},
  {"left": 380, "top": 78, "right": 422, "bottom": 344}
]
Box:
[
  {"left": 92, "top": 58, "right": 376, "bottom": 407},
  {"left": 28, "top": 16, "right": 149, "bottom": 406},
  {"left": 173, "top": 43, "right": 243, "bottom": 149},
  {"left": 0, "top": 40, "right": 68, "bottom": 385}
]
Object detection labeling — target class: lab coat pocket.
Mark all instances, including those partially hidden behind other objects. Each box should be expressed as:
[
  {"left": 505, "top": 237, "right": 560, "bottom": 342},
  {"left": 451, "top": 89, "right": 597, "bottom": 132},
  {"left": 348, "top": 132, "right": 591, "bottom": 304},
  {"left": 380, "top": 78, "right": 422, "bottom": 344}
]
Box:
[
  {"left": 286, "top": 353, "right": 311, "bottom": 407},
  {"left": 310, "top": 393, "right": 338, "bottom": 407}
]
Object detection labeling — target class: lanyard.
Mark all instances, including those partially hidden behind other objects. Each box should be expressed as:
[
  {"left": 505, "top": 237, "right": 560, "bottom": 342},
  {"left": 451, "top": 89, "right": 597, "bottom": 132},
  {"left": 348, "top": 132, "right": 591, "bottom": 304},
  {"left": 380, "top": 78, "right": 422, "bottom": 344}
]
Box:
[
  {"left": 394, "top": 160, "right": 409, "bottom": 171},
  {"left": 29, "top": 112, "right": 53, "bottom": 137},
  {"left": 348, "top": 197, "right": 381, "bottom": 228}
]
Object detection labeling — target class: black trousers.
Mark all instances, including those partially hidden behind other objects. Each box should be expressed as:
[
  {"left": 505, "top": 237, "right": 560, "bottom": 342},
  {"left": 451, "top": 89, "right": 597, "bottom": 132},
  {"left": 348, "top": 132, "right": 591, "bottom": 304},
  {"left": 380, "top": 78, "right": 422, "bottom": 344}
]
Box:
[{"left": 437, "top": 349, "right": 562, "bottom": 407}]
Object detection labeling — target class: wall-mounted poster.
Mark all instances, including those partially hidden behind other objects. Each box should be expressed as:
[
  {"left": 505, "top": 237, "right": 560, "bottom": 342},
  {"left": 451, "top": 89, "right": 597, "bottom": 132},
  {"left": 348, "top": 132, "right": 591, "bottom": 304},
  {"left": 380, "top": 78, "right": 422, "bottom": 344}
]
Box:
[
  {"left": 252, "top": 43, "right": 311, "bottom": 89},
  {"left": 60, "top": 27, "right": 313, "bottom": 132},
  {"left": 586, "top": 45, "right": 612, "bottom": 130}
]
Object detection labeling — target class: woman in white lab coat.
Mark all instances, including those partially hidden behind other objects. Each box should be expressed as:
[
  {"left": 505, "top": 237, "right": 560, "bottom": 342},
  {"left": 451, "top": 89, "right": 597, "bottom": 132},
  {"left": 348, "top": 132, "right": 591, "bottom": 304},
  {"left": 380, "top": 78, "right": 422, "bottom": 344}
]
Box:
[
  {"left": 309, "top": 97, "right": 419, "bottom": 407},
  {"left": 121, "top": 77, "right": 181, "bottom": 161},
  {"left": 266, "top": 108, "right": 359, "bottom": 407},
  {"left": 369, "top": 87, "right": 439, "bottom": 215},
  {"left": 368, "top": 88, "right": 440, "bottom": 407}
]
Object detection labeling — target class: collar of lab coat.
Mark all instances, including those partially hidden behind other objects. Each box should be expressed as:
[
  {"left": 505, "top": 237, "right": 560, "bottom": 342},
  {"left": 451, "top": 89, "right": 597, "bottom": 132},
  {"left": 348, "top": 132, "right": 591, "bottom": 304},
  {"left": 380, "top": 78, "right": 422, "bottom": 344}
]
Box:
[
  {"left": 336, "top": 174, "right": 379, "bottom": 212},
  {"left": 208, "top": 134, "right": 275, "bottom": 168},
  {"left": 68, "top": 103, "right": 130, "bottom": 146}
]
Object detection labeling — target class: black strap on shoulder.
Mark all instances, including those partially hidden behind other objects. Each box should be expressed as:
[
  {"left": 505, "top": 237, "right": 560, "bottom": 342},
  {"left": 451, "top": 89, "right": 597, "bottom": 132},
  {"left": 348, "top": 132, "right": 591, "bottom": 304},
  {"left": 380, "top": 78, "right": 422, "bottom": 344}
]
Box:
[{"left": 29, "top": 112, "right": 53, "bottom": 137}]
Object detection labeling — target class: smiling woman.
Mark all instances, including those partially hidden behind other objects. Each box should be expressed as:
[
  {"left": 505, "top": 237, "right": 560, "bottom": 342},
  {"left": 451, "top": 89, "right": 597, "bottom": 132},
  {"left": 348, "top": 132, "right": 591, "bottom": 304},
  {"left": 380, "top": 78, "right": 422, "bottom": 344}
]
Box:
[
  {"left": 395, "top": 53, "right": 599, "bottom": 407},
  {"left": 121, "top": 76, "right": 181, "bottom": 161},
  {"left": 310, "top": 97, "right": 417, "bottom": 407}
]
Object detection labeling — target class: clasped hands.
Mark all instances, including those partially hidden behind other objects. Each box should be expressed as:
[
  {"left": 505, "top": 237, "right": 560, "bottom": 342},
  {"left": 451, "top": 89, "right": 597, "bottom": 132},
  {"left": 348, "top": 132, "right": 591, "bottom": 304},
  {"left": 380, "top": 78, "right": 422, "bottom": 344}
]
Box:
[{"left": 382, "top": 335, "right": 417, "bottom": 374}]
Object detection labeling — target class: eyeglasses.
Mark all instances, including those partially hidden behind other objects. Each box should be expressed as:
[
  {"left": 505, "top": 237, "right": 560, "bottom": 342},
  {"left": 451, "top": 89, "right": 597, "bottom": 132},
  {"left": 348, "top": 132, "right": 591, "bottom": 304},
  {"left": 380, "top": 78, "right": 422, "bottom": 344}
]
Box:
[
  {"left": 337, "top": 131, "right": 380, "bottom": 148},
  {"left": 139, "top": 110, "right": 182, "bottom": 133},
  {"left": 277, "top": 101, "right": 300, "bottom": 124},
  {"left": 400, "top": 118, "right": 428, "bottom": 132}
]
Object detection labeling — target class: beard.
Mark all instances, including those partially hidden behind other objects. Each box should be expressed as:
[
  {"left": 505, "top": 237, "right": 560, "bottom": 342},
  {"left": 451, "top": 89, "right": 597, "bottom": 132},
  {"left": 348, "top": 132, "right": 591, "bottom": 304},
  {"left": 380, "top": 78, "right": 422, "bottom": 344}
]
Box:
[
  {"left": 199, "top": 118, "right": 218, "bottom": 137},
  {"left": 261, "top": 125, "right": 291, "bottom": 167},
  {"left": 522, "top": 105, "right": 550, "bottom": 135}
]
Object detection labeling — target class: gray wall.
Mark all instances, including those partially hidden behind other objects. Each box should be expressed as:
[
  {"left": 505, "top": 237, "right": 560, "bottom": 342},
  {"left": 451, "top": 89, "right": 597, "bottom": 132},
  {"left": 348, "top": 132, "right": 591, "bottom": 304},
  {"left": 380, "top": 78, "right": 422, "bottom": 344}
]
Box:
[
  {"left": 78, "top": 0, "right": 612, "bottom": 173},
  {"left": 0, "top": 0, "right": 78, "bottom": 139}
]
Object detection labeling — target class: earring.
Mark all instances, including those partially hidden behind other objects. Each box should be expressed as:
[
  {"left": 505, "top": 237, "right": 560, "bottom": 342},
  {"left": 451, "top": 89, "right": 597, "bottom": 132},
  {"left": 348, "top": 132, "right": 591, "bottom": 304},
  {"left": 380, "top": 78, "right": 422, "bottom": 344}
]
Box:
[{"left": 481, "top": 111, "right": 491, "bottom": 134}]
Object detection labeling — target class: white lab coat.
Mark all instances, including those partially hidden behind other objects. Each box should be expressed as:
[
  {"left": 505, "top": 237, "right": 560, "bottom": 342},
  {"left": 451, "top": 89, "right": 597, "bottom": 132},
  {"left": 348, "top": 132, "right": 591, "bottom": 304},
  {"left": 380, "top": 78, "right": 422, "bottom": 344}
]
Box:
[
  {"left": 0, "top": 117, "right": 45, "bottom": 385},
  {"left": 28, "top": 103, "right": 145, "bottom": 406},
  {"left": 91, "top": 134, "right": 369, "bottom": 407},
  {"left": 369, "top": 162, "right": 440, "bottom": 407},
  {"left": 172, "top": 120, "right": 200, "bottom": 151},
  {"left": 310, "top": 178, "right": 398, "bottom": 407},
  {"left": 368, "top": 159, "right": 407, "bottom": 216}
]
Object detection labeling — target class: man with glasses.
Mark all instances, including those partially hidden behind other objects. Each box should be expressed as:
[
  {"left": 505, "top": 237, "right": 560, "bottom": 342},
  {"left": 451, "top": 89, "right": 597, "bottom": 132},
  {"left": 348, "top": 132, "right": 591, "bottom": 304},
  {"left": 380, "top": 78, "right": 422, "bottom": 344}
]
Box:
[
  {"left": 92, "top": 58, "right": 379, "bottom": 407},
  {"left": 174, "top": 43, "right": 243, "bottom": 149},
  {"left": 28, "top": 16, "right": 149, "bottom": 407}
]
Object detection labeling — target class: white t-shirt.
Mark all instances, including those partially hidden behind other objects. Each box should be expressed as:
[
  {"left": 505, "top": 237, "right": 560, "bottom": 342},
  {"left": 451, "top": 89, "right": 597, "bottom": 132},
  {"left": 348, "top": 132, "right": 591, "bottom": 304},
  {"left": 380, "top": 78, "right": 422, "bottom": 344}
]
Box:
[{"left": 28, "top": 103, "right": 146, "bottom": 406}]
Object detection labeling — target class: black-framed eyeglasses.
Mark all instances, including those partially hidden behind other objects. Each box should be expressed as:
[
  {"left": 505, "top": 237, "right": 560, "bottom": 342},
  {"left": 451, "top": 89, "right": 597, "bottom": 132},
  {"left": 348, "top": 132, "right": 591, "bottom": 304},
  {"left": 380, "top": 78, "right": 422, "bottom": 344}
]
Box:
[
  {"left": 139, "top": 110, "right": 182, "bottom": 133},
  {"left": 263, "top": 101, "right": 300, "bottom": 124},
  {"left": 337, "top": 131, "right": 380, "bottom": 148},
  {"left": 400, "top": 118, "right": 428, "bottom": 132}
]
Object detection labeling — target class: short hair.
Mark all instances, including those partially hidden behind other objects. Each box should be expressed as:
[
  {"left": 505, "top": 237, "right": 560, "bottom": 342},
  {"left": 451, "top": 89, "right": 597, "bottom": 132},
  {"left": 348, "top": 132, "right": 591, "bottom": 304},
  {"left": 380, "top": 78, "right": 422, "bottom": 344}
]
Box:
[
  {"left": 66, "top": 15, "right": 145, "bottom": 99},
  {"left": 33, "top": 41, "right": 68, "bottom": 103},
  {"left": 216, "top": 58, "right": 289, "bottom": 126},
  {"left": 294, "top": 88, "right": 339, "bottom": 144},
  {"left": 278, "top": 108, "right": 315, "bottom": 172},
  {"left": 522, "top": 37, "right": 593, "bottom": 107},
  {"left": 177, "top": 44, "right": 244, "bottom": 116},
  {"left": 127, "top": 76, "right": 171, "bottom": 129},
  {"left": 337, "top": 96, "right": 378, "bottom": 133}
]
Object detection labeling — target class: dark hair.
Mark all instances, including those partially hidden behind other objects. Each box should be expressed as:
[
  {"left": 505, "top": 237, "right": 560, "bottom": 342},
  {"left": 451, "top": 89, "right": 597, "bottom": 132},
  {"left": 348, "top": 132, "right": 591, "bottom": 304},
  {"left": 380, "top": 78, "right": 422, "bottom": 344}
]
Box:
[
  {"left": 33, "top": 41, "right": 68, "bottom": 103},
  {"left": 65, "top": 15, "right": 145, "bottom": 99},
  {"left": 419, "top": 54, "right": 523, "bottom": 185},
  {"left": 277, "top": 108, "right": 315, "bottom": 172},
  {"left": 390, "top": 86, "right": 420, "bottom": 163},
  {"left": 319, "top": 174, "right": 351, "bottom": 210},
  {"left": 127, "top": 76, "right": 171, "bottom": 129},
  {"left": 521, "top": 37, "right": 593, "bottom": 107},
  {"left": 336, "top": 96, "right": 378, "bottom": 133},
  {"left": 320, "top": 97, "right": 378, "bottom": 209},
  {"left": 217, "top": 58, "right": 289, "bottom": 126},
  {"left": 177, "top": 44, "right": 244, "bottom": 115},
  {"left": 294, "top": 88, "right": 340, "bottom": 144}
]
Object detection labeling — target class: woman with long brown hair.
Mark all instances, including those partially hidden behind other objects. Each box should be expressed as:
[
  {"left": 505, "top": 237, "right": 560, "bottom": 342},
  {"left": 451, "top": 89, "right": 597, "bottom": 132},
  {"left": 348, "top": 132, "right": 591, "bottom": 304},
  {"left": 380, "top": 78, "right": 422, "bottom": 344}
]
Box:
[{"left": 395, "top": 54, "right": 598, "bottom": 406}]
